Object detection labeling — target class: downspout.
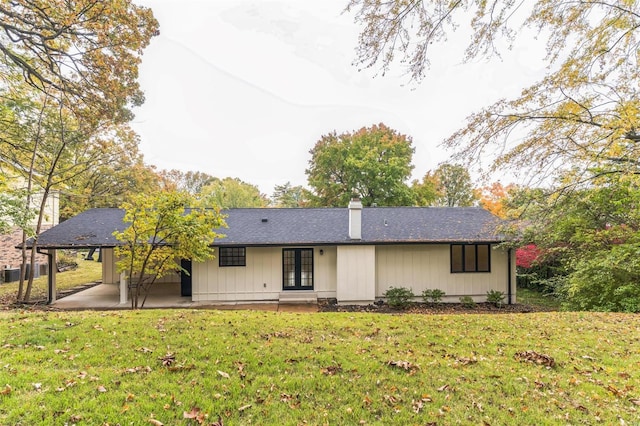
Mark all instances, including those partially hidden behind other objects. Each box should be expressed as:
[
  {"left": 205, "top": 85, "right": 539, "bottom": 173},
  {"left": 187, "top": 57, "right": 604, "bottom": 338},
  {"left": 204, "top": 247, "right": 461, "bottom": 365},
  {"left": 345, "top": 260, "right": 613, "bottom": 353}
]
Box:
[
  {"left": 36, "top": 248, "right": 54, "bottom": 304},
  {"left": 507, "top": 248, "right": 513, "bottom": 305}
]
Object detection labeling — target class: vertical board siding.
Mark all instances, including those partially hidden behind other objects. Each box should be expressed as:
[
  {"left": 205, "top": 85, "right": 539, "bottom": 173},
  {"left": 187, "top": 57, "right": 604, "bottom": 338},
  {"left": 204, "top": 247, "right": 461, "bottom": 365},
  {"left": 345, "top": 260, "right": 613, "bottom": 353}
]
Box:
[
  {"left": 192, "top": 246, "right": 337, "bottom": 302},
  {"left": 336, "top": 245, "right": 376, "bottom": 302},
  {"left": 102, "top": 248, "right": 118, "bottom": 284},
  {"left": 376, "top": 244, "right": 510, "bottom": 301}
]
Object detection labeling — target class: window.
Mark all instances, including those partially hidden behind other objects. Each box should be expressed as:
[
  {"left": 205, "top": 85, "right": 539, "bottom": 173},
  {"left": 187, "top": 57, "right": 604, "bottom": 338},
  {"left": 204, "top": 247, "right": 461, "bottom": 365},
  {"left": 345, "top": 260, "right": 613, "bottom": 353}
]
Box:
[
  {"left": 451, "top": 244, "right": 490, "bottom": 273},
  {"left": 219, "top": 247, "right": 246, "bottom": 267}
]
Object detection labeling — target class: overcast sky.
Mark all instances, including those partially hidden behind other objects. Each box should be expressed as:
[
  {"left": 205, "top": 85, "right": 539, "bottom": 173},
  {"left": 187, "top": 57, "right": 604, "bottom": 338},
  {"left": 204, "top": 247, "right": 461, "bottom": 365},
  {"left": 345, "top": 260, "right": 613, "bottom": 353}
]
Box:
[{"left": 132, "top": 0, "right": 547, "bottom": 195}]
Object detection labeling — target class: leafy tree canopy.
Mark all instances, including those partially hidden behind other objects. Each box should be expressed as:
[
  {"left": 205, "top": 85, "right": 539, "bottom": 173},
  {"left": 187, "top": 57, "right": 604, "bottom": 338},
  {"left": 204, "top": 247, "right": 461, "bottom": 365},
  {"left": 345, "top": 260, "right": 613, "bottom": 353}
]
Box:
[
  {"left": 347, "top": 1, "right": 640, "bottom": 184},
  {"left": 114, "top": 191, "right": 225, "bottom": 309},
  {"left": 513, "top": 170, "right": 640, "bottom": 311},
  {"left": 200, "top": 177, "right": 268, "bottom": 209},
  {"left": 271, "top": 182, "right": 311, "bottom": 208},
  {"left": 306, "top": 123, "right": 415, "bottom": 207},
  {"left": 0, "top": 0, "right": 159, "bottom": 123},
  {"left": 159, "top": 169, "right": 216, "bottom": 195},
  {"left": 433, "top": 163, "right": 478, "bottom": 207}
]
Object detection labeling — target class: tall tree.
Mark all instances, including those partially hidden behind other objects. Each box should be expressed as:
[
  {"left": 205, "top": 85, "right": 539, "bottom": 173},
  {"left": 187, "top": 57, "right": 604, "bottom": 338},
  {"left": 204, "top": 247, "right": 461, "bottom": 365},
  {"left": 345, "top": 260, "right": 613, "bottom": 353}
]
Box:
[
  {"left": 0, "top": 175, "right": 33, "bottom": 233},
  {"left": 114, "top": 191, "right": 224, "bottom": 309},
  {"left": 306, "top": 123, "right": 415, "bottom": 207},
  {"left": 479, "top": 182, "right": 516, "bottom": 219},
  {"left": 411, "top": 171, "right": 439, "bottom": 206},
  {"left": 200, "top": 177, "right": 268, "bottom": 209},
  {"left": 432, "top": 163, "right": 478, "bottom": 207},
  {"left": 158, "top": 169, "right": 216, "bottom": 195},
  {"left": 515, "top": 170, "right": 640, "bottom": 311},
  {"left": 1, "top": 91, "right": 118, "bottom": 301},
  {"left": 0, "top": 1, "right": 157, "bottom": 301},
  {"left": 271, "top": 182, "right": 310, "bottom": 207},
  {"left": 347, "top": 1, "right": 640, "bottom": 184},
  {"left": 59, "top": 130, "right": 161, "bottom": 221},
  {"left": 0, "top": 0, "right": 158, "bottom": 123}
]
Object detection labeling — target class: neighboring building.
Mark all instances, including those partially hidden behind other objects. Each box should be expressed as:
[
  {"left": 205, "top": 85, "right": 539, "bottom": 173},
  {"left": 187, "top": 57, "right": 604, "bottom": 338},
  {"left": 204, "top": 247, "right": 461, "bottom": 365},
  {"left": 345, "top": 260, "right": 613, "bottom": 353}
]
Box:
[
  {"left": 0, "top": 180, "right": 59, "bottom": 282},
  {"left": 31, "top": 201, "right": 516, "bottom": 305}
]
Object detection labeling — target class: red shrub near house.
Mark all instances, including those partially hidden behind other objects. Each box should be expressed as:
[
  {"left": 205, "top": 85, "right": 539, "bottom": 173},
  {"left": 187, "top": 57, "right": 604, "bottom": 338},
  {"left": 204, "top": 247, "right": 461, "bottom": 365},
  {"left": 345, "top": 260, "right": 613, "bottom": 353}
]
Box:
[{"left": 516, "top": 244, "right": 541, "bottom": 269}]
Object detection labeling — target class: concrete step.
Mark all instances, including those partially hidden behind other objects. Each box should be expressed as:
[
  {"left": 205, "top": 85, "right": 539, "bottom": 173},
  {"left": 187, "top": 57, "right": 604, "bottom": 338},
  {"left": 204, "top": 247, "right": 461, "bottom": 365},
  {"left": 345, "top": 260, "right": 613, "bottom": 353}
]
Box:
[{"left": 278, "top": 291, "right": 318, "bottom": 304}]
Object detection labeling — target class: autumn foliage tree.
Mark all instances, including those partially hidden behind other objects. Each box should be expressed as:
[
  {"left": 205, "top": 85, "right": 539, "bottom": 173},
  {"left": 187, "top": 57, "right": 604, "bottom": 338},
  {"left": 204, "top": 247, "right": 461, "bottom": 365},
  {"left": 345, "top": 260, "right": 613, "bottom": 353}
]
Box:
[
  {"left": 347, "top": 1, "right": 640, "bottom": 182},
  {"left": 0, "top": 0, "right": 159, "bottom": 124},
  {"left": 306, "top": 123, "right": 415, "bottom": 207},
  {"left": 113, "top": 191, "right": 225, "bottom": 309},
  {"left": 0, "top": 1, "right": 158, "bottom": 302},
  {"left": 347, "top": 1, "right": 640, "bottom": 311},
  {"left": 199, "top": 177, "right": 268, "bottom": 209}
]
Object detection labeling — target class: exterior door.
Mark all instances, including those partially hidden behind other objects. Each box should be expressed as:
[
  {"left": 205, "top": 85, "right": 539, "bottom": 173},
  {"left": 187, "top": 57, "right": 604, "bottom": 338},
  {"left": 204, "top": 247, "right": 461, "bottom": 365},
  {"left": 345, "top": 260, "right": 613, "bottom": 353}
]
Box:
[
  {"left": 180, "top": 259, "right": 192, "bottom": 297},
  {"left": 283, "top": 248, "right": 313, "bottom": 290}
]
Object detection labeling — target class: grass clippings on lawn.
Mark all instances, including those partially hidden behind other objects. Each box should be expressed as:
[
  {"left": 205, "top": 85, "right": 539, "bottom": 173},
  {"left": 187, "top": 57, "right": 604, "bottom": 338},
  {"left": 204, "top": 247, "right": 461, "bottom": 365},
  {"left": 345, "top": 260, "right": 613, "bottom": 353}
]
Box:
[{"left": 0, "top": 310, "right": 638, "bottom": 425}]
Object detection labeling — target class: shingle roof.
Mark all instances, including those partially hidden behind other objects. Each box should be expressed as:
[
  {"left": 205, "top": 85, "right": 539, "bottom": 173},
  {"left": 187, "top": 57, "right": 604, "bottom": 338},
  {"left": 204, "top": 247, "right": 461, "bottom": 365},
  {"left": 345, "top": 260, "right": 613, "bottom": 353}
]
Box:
[
  {"left": 32, "top": 208, "right": 126, "bottom": 249},
  {"left": 31, "top": 206, "right": 507, "bottom": 249}
]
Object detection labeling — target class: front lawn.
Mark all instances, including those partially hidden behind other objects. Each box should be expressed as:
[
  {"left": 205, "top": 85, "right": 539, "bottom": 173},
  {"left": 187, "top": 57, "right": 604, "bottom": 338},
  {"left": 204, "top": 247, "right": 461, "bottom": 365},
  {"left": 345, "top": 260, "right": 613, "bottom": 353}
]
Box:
[{"left": 0, "top": 310, "right": 638, "bottom": 425}]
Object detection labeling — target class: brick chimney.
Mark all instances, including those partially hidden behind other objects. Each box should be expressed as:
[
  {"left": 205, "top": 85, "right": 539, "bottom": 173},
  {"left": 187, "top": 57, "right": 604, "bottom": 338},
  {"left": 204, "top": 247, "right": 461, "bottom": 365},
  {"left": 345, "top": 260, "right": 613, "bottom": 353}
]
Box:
[{"left": 348, "top": 198, "right": 362, "bottom": 240}]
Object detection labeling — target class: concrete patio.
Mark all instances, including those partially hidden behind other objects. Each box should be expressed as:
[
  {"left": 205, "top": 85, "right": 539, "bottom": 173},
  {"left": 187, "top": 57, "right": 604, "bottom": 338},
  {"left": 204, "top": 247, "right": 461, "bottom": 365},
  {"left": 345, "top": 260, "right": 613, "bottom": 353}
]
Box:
[{"left": 52, "top": 282, "right": 318, "bottom": 312}]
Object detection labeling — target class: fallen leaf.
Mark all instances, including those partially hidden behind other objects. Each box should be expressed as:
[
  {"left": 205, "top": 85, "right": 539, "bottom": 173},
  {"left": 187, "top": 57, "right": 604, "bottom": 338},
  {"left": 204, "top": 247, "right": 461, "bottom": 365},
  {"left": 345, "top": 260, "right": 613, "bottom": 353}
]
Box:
[
  {"left": 159, "top": 353, "right": 175, "bottom": 367},
  {"left": 97, "top": 385, "right": 107, "bottom": 393},
  {"left": 148, "top": 419, "right": 164, "bottom": 426},
  {"left": 217, "top": 370, "right": 230, "bottom": 379},
  {"left": 456, "top": 356, "right": 478, "bottom": 366},
  {"left": 1, "top": 384, "right": 11, "bottom": 395},
  {"left": 437, "top": 384, "right": 450, "bottom": 392},
  {"left": 321, "top": 364, "right": 342, "bottom": 376},
  {"left": 607, "top": 384, "right": 624, "bottom": 397},
  {"left": 387, "top": 360, "right": 419, "bottom": 372},
  {"left": 238, "top": 404, "right": 251, "bottom": 411},
  {"left": 514, "top": 350, "right": 556, "bottom": 368},
  {"left": 183, "top": 406, "right": 201, "bottom": 419},
  {"left": 183, "top": 406, "right": 207, "bottom": 424}
]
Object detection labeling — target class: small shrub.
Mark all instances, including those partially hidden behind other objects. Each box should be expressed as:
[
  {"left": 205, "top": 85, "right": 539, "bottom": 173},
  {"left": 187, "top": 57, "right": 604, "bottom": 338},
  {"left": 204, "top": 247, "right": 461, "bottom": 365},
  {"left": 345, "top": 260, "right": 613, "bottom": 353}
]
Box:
[
  {"left": 383, "top": 286, "right": 415, "bottom": 309},
  {"left": 422, "top": 288, "right": 446, "bottom": 303},
  {"left": 486, "top": 289, "right": 506, "bottom": 307},
  {"left": 459, "top": 295, "right": 476, "bottom": 308}
]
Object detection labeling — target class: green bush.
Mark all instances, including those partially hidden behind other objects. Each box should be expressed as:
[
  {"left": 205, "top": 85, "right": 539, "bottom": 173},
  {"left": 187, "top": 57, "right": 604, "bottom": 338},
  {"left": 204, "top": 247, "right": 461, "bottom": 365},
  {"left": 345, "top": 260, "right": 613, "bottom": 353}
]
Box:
[
  {"left": 422, "top": 288, "right": 446, "bottom": 303},
  {"left": 561, "top": 243, "right": 640, "bottom": 312},
  {"left": 486, "top": 289, "right": 506, "bottom": 307},
  {"left": 459, "top": 295, "right": 476, "bottom": 308},
  {"left": 383, "top": 286, "right": 415, "bottom": 309}
]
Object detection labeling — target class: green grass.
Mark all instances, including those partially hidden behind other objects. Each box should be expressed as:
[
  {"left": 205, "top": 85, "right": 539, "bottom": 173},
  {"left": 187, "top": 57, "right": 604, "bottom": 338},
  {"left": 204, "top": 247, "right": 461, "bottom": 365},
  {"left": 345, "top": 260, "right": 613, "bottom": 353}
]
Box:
[
  {"left": 0, "top": 310, "right": 638, "bottom": 425},
  {"left": 517, "top": 286, "right": 562, "bottom": 309},
  {"left": 0, "top": 259, "right": 102, "bottom": 302}
]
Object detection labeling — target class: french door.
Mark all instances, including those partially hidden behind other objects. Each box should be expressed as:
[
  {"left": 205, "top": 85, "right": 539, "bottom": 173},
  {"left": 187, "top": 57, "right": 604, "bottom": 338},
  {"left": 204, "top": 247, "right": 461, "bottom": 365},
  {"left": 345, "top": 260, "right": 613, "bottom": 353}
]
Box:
[{"left": 283, "top": 248, "right": 313, "bottom": 290}]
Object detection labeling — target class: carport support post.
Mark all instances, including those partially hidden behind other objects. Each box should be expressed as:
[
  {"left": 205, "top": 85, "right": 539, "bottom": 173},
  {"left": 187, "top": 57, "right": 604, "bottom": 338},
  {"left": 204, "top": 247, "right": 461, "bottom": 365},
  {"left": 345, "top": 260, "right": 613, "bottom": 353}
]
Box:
[
  {"left": 119, "top": 272, "right": 127, "bottom": 304},
  {"left": 48, "top": 250, "right": 57, "bottom": 304}
]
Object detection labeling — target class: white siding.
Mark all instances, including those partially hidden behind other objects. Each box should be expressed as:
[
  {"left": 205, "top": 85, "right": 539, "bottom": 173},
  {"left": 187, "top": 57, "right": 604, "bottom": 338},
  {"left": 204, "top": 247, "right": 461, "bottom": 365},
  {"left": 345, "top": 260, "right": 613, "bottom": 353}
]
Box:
[
  {"left": 101, "top": 249, "right": 179, "bottom": 285},
  {"left": 376, "top": 244, "right": 514, "bottom": 302},
  {"left": 192, "top": 246, "right": 337, "bottom": 302},
  {"left": 102, "top": 248, "right": 118, "bottom": 284},
  {"left": 336, "top": 245, "right": 376, "bottom": 303}
]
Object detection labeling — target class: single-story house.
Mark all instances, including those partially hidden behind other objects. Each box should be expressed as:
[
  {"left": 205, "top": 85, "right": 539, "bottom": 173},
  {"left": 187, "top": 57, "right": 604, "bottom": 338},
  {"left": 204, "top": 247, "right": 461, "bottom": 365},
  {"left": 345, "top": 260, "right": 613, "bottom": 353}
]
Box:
[{"left": 30, "top": 200, "right": 515, "bottom": 305}]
